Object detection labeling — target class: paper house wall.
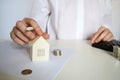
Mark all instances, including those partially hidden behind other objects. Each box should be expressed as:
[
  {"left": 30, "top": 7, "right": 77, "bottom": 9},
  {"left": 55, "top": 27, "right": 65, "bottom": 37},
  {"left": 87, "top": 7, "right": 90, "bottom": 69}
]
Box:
[{"left": 29, "top": 36, "right": 49, "bottom": 61}]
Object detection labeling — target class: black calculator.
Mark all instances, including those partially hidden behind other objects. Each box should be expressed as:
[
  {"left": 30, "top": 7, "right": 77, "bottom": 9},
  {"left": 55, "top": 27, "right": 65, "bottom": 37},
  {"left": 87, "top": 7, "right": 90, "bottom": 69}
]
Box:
[{"left": 92, "top": 40, "right": 120, "bottom": 52}]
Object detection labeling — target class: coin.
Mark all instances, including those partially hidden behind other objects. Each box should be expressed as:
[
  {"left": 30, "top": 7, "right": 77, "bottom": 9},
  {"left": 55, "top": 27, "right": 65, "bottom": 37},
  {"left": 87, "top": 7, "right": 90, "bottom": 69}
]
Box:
[
  {"left": 53, "top": 49, "right": 61, "bottom": 56},
  {"left": 21, "top": 69, "right": 32, "bottom": 75},
  {"left": 26, "top": 27, "right": 34, "bottom": 31}
]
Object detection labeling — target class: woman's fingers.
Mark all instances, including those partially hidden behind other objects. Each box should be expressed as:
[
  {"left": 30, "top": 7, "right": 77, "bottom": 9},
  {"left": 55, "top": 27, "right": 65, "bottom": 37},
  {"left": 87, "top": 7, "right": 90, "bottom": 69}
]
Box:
[
  {"left": 10, "top": 18, "right": 50, "bottom": 46},
  {"left": 10, "top": 29, "right": 26, "bottom": 45},
  {"left": 13, "top": 27, "right": 29, "bottom": 43},
  {"left": 91, "top": 26, "right": 114, "bottom": 43},
  {"left": 16, "top": 20, "right": 35, "bottom": 40}
]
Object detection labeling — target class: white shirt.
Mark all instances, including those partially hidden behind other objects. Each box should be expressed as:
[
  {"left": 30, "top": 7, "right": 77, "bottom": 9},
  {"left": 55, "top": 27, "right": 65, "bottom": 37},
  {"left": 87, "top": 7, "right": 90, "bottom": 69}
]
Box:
[{"left": 30, "top": 0, "right": 112, "bottom": 40}]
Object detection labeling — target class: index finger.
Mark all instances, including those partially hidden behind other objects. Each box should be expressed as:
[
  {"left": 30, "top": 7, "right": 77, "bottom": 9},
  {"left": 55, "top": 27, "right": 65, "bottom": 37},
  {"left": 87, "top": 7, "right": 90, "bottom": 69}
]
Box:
[
  {"left": 23, "top": 18, "right": 43, "bottom": 36},
  {"left": 91, "top": 27, "right": 106, "bottom": 43}
]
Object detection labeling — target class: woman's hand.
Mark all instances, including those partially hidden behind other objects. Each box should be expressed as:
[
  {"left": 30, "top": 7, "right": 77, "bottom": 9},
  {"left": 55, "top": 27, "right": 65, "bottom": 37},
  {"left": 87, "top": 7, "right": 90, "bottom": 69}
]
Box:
[
  {"left": 10, "top": 18, "right": 49, "bottom": 45},
  {"left": 91, "top": 26, "right": 114, "bottom": 44}
]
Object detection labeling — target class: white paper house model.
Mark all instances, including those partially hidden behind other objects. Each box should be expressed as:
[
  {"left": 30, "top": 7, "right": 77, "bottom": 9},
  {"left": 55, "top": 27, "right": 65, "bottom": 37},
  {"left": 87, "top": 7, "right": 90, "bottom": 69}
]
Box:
[{"left": 29, "top": 36, "right": 49, "bottom": 61}]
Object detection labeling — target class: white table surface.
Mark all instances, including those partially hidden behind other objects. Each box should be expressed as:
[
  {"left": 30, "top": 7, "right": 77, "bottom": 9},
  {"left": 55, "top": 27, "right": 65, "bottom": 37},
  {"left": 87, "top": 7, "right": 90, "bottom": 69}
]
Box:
[{"left": 0, "top": 40, "right": 120, "bottom": 80}]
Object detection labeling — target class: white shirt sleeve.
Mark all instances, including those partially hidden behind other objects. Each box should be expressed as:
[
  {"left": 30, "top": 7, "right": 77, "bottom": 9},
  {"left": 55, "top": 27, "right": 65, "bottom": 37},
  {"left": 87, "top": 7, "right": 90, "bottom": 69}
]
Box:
[
  {"left": 30, "top": 0, "right": 50, "bottom": 32},
  {"left": 101, "top": 0, "right": 112, "bottom": 29}
]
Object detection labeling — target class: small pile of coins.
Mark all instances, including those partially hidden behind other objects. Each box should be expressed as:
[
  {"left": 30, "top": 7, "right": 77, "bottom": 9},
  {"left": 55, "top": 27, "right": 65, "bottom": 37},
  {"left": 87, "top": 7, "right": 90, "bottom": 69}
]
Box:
[
  {"left": 53, "top": 49, "right": 61, "bottom": 56},
  {"left": 113, "top": 46, "right": 120, "bottom": 60}
]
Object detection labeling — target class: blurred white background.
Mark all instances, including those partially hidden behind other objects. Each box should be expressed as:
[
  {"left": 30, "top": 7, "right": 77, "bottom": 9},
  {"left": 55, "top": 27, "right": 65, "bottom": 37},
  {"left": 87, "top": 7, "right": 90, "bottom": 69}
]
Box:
[
  {"left": 0, "top": 0, "right": 33, "bottom": 40},
  {"left": 0, "top": 0, "right": 120, "bottom": 40},
  {"left": 112, "top": 0, "right": 120, "bottom": 40}
]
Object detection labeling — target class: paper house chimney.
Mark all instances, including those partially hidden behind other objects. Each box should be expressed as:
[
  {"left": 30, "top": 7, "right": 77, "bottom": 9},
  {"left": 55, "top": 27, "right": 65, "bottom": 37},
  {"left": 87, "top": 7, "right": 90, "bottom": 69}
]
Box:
[{"left": 29, "top": 36, "right": 49, "bottom": 61}]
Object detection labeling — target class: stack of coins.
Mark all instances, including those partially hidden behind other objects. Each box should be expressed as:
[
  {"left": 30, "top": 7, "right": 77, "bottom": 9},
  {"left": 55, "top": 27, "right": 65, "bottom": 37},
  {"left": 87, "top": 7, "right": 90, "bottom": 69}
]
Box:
[
  {"left": 113, "top": 46, "right": 120, "bottom": 60},
  {"left": 53, "top": 49, "right": 61, "bottom": 56}
]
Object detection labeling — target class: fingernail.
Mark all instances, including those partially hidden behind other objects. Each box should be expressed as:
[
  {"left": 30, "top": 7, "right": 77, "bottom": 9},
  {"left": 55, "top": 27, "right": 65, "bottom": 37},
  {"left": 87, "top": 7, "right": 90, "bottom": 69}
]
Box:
[
  {"left": 91, "top": 40, "right": 94, "bottom": 44},
  {"left": 91, "top": 41, "right": 95, "bottom": 43}
]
